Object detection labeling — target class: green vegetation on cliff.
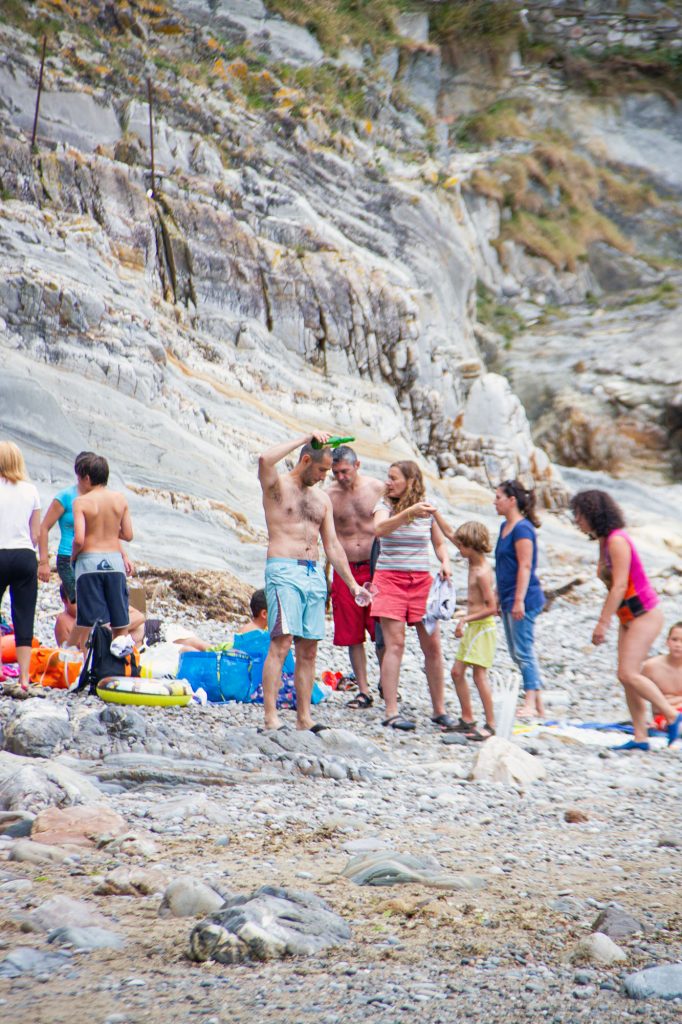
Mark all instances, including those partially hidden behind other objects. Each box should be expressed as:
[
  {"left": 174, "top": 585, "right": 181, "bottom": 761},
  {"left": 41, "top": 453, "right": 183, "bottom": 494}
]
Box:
[{"left": 265, "top": 0, "right": 410, "bottom": 54}]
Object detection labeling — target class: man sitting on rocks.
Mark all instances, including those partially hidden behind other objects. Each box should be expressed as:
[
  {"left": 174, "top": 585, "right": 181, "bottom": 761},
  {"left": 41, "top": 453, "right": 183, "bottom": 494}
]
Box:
[
  {"left": 235, "top": 588, "right": 269, "bottom": 635},
  {"left": 645, "top": 621, "right": 682, "bottom": 731},
  {"left": 55, "top": 586, "right": 145, "bottom": 649}
]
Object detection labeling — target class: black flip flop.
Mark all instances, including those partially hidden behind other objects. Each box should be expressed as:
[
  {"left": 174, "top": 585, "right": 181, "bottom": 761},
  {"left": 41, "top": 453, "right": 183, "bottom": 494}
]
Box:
[
  {"left": 382, "top": 716, "right": 416, "bottom": 732},
  {"left": 431, "top": 714, "right": 460, "bottom": 732},
  {"left": 309, "top": 723, "right": 329, "bottom": 734}
]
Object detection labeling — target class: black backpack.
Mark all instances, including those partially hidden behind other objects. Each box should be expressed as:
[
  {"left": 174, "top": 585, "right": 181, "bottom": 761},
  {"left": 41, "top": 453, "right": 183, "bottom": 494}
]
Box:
[{"left": 75, "top": 621, "right": 140, "bottom": 695}]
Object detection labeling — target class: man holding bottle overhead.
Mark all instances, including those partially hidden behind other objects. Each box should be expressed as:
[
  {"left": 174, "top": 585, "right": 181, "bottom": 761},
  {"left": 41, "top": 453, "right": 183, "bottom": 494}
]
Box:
[{"left": 258, "top": 432, "right": 365, "bottom": 731}]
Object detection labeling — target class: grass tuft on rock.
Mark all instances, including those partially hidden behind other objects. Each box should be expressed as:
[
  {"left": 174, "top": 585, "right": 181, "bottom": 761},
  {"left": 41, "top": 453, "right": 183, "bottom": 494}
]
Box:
[
  {"left": 465, "top": 136, "right": 651, "bottom": 272},
  {"left": 264, "top": 0, "right": 410, "bottom": 55},
  {"left": 430, "top": 0, "right": 522, "bottom": 72}
]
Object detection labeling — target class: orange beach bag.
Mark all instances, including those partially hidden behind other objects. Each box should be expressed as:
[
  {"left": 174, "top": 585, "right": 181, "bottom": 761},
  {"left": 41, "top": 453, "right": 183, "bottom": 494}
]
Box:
[{"left": 30, "top": 648, "right": 83, "bottom": 689}]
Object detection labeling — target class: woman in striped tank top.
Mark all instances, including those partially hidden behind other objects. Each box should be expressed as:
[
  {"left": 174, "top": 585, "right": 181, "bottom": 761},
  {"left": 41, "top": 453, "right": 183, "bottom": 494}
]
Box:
[
  {"left": 571, "top": 489, "right": 682, "bottom": 750},
  {"left": 372, "top": 461, "right": 456, "bottom": 732}
]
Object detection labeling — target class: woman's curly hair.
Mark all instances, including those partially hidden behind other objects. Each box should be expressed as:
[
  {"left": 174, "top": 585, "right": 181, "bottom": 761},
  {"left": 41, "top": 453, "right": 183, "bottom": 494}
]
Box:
[
  {"left": 386, "top": 461, "right": 425, "bottom": 515},
  {"left": 569, "top": 489, "right": 625, "bottom": 538}
]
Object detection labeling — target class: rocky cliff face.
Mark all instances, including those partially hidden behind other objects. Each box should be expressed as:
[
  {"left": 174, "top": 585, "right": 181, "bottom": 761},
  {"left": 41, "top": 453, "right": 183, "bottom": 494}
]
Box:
[{"left": 0, "top": 1, "right": 679, "bottom": 575}]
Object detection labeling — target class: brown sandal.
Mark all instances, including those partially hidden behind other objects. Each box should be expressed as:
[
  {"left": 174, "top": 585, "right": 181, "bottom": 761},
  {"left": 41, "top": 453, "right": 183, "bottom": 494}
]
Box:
[
  {"left": 346, "top": 692, "right": 373, "bottom": 709},
  {"left": 466, "top": 724, "right": 495, "bottom": 742}
]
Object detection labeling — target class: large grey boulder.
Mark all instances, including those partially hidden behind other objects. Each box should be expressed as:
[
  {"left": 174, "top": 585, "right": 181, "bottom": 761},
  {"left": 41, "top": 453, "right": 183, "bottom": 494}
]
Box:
[
  {"left": 624, "top": 964, "right": 682, "bottom": 1000},
  {"left": 313, "top": 728, "right": 387, "bottom": 762},
  {"left": 8, "top": 839, "right": 70, "bottom": 865},
  {"left": 88, "top": 753, "right": 270, "bottom": 789},
  {"left": 188, "top": 886, "right": 350, "bottom": 962},
  {"left": 3, "top": 703, "right": 73, "bottom": 758},
  {"left": 0, "top": 947, "right": 71, "bottom": 978},
  {"left": 21, "top": 895, "right": 110, "bottom": 933},
  {"left": 573, "top": 932, "right": 628, "bottom": 966},
  {"left": 341, "top": 850, "right": 485, "bottom": 891},
  {"left": 0, "top": 752, "right": 101, "bottom": 813},
  {"left": 159, "top": 878, "right": 225, "bottom": 918},
  {"left": 592, "top": 906, "right": 643, "bottom": 940},
  {"left": 94, "top": 866, "right": 167, "bottom": 897},
  {"left": 48, "top": 926, "right": 125, "bottom": 951}
]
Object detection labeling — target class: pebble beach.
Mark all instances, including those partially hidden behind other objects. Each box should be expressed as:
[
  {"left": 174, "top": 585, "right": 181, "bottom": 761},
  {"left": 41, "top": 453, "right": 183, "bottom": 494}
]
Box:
[{"left": 1, "top": 566, "right": 681, "bottom": 1024}]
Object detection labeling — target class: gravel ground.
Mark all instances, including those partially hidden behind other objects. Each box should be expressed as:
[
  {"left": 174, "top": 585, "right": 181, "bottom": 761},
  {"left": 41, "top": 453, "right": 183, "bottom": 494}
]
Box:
[{"left": 0, "top": 570, "right": 681, "bottom": 1024}]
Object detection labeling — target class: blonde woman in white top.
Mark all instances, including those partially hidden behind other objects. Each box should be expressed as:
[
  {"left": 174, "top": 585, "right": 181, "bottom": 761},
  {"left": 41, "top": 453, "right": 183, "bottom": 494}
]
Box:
[{"left": 0, "top": 442, "right": 41, "bottom": 689}]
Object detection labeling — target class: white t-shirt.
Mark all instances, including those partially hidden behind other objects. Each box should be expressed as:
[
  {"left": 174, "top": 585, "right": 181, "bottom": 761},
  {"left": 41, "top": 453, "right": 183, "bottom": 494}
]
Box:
[{"left": 0, "top": 479, "right": 41, "bottom": 550}]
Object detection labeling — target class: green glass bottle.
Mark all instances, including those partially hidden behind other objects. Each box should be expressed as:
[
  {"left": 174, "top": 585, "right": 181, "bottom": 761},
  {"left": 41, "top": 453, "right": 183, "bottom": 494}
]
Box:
[{"left": 310, "top": 435, "right": 355, "bottom": 450}]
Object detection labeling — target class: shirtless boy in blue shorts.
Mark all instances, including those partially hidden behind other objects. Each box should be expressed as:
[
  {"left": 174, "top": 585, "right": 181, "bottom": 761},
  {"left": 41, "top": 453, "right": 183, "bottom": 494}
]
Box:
[
  {"left": 71, "top": 454, "right": 133, "bottom": 642},
  {"left": 258, "top": 432, "right": 363, "bottom": 731}
]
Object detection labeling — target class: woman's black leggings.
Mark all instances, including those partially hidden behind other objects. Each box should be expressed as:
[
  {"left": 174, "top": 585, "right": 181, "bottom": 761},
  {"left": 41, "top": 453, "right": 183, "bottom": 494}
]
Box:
[{"left": 0, "top": 549, "right": 38, "bottom": 647}]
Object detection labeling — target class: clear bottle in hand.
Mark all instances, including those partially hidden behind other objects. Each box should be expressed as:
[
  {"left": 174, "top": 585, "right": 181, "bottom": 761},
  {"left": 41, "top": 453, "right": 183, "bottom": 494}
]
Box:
[{"left": 354, "top": 583, "right": 377, "bottom": 607}]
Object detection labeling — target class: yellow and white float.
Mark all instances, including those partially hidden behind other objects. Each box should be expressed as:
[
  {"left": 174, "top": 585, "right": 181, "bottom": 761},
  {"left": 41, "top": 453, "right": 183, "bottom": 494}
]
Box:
[{"left": 96, "top": 676, "right": 193, "bottom": 708}]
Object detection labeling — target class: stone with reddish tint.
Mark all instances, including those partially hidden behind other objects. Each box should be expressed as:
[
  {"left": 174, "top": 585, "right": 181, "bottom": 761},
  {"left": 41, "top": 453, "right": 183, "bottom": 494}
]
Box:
[{"left": 31, "top": 803, "right": 128, "bottom": 848}]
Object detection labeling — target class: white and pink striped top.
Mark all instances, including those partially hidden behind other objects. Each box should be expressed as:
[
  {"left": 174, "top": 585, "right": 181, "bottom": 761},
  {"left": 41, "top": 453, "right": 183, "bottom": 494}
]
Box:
[{"left": 373, "top": 499, "right": 432, "bottom": 573}]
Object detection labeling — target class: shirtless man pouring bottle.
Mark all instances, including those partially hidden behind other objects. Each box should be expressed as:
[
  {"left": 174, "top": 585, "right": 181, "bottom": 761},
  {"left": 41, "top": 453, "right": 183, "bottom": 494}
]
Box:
[
  {"left": 258, "top": 433, "right": 366, "bottom": 731},
  {"left": 327, "top": 446, "right": 384, "bottom": 709}
]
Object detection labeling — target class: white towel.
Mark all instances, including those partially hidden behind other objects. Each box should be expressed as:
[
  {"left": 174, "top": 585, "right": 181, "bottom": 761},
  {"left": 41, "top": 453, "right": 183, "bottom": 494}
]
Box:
[
  {"left": 110, "top": 634, "right": 135, "bottom": 657},
  {"left": 422, "top": 575, "right": 457, "bottom": 635}
]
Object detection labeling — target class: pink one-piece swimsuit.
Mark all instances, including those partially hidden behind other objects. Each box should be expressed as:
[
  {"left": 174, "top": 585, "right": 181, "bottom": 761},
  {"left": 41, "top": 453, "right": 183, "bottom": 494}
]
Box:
[{"left": 605, "top": 529, "right": 659, "bottom": 625}]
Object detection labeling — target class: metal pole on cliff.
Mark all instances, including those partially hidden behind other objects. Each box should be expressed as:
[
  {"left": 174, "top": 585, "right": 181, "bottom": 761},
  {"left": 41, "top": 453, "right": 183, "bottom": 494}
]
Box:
[
  {"left": 30, "top": 35, "right": 47, "bottom": 150},
  {"left": 147, "top": 77, "right": 156, "bottom": 198}
]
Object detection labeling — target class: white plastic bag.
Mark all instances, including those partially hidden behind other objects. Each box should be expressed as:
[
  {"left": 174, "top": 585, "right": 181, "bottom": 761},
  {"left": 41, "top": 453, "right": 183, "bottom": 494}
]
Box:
[
  {"left": 491, "top": 669, "right": 521, "bottom": 740},
  {"left": 139, "top": 642, "right": 181, "bottom": 679}
]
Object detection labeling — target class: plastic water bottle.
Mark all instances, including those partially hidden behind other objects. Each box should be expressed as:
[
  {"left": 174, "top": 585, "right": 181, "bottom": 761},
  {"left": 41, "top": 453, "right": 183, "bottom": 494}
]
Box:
[
  {"left": 354, "top": 583, "right": 376, "bottom": 607},
  {"left": 311, "top": 435, "right": 355, "bottom": 450}
]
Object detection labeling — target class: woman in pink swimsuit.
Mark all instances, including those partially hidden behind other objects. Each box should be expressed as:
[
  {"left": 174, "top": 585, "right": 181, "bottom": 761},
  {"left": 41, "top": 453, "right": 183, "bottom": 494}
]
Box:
[{"left": 570, "top": 489, "right": 682, "bottom": 750}]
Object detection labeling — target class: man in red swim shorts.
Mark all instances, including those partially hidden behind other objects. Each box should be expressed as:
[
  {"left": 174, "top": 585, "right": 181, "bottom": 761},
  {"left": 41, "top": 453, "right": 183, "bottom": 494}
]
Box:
[
  {"left": 644, "top": 622, "right": 682, "bottom": 733},
  {"left": 327, "top": 447, "right": 384, "bottom": 709}
]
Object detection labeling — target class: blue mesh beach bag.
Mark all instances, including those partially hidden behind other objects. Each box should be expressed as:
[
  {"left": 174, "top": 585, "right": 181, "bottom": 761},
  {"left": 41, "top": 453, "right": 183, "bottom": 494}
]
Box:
[
  {"left": 218, "top": 649, "right": 253, "bottom": 702},
  {"left": 177, "top": 651, "right": 221, "bottom": 702}
]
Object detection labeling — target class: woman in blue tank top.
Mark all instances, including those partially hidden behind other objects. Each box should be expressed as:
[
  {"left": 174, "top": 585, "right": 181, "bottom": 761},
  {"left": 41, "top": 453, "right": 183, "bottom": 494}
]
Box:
[
  {"left": 494, "top": 479, "right": 545, "bottom": 719},
  {"left": 38, "top": 451, "right": 95, "bottom": 602}
]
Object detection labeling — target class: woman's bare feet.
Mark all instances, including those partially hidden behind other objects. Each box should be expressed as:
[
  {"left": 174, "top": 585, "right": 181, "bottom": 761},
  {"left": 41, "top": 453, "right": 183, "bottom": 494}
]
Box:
[{"left": 517, "top": 692, "right": 544, "bottom": 719}]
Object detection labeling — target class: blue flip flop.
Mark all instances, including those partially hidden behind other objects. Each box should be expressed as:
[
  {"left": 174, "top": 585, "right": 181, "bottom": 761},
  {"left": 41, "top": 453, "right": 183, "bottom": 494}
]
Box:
[
  {"left": 611, "top": 740, "right": 650, "bottom": 752},
  {"left": 667, "top": 712, "right": 682, "bottom": 746}
]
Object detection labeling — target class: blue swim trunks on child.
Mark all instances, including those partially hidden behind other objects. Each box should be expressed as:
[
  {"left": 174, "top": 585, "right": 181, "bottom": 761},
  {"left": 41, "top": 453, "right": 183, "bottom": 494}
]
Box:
[
  {"left": 265, "top": 558, "right": 327, "bottom": 641},
  {"left": 75, "top": 551, "right": 129, "bottom": 628}
]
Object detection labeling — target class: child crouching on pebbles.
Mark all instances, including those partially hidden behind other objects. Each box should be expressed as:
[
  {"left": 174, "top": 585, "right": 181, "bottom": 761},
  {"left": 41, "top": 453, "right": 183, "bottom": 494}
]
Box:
[{"left": 431, "top": 515, "right": 498, "bottom": 740}]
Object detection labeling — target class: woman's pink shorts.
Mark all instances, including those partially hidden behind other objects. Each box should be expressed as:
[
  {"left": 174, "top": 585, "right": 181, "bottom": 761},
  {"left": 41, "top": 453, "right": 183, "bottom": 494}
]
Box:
[{"left": 371, "top": 570, "right": 432, "bottom": 625}]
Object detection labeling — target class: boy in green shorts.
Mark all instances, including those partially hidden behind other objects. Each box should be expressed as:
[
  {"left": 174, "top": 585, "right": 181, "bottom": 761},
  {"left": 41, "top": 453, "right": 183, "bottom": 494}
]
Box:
[{"left": 445, "top": 520, "right": 498, "bottom": 740}]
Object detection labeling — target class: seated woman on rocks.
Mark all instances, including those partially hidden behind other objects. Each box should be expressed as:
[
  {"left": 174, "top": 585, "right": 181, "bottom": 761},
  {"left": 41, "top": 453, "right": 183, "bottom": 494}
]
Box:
[
  {"left": 371, "top": 460, "right": 457, "bottom": 732},
  {"left": 571, "top": 488, "right": 682, "bottom": 750}
]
